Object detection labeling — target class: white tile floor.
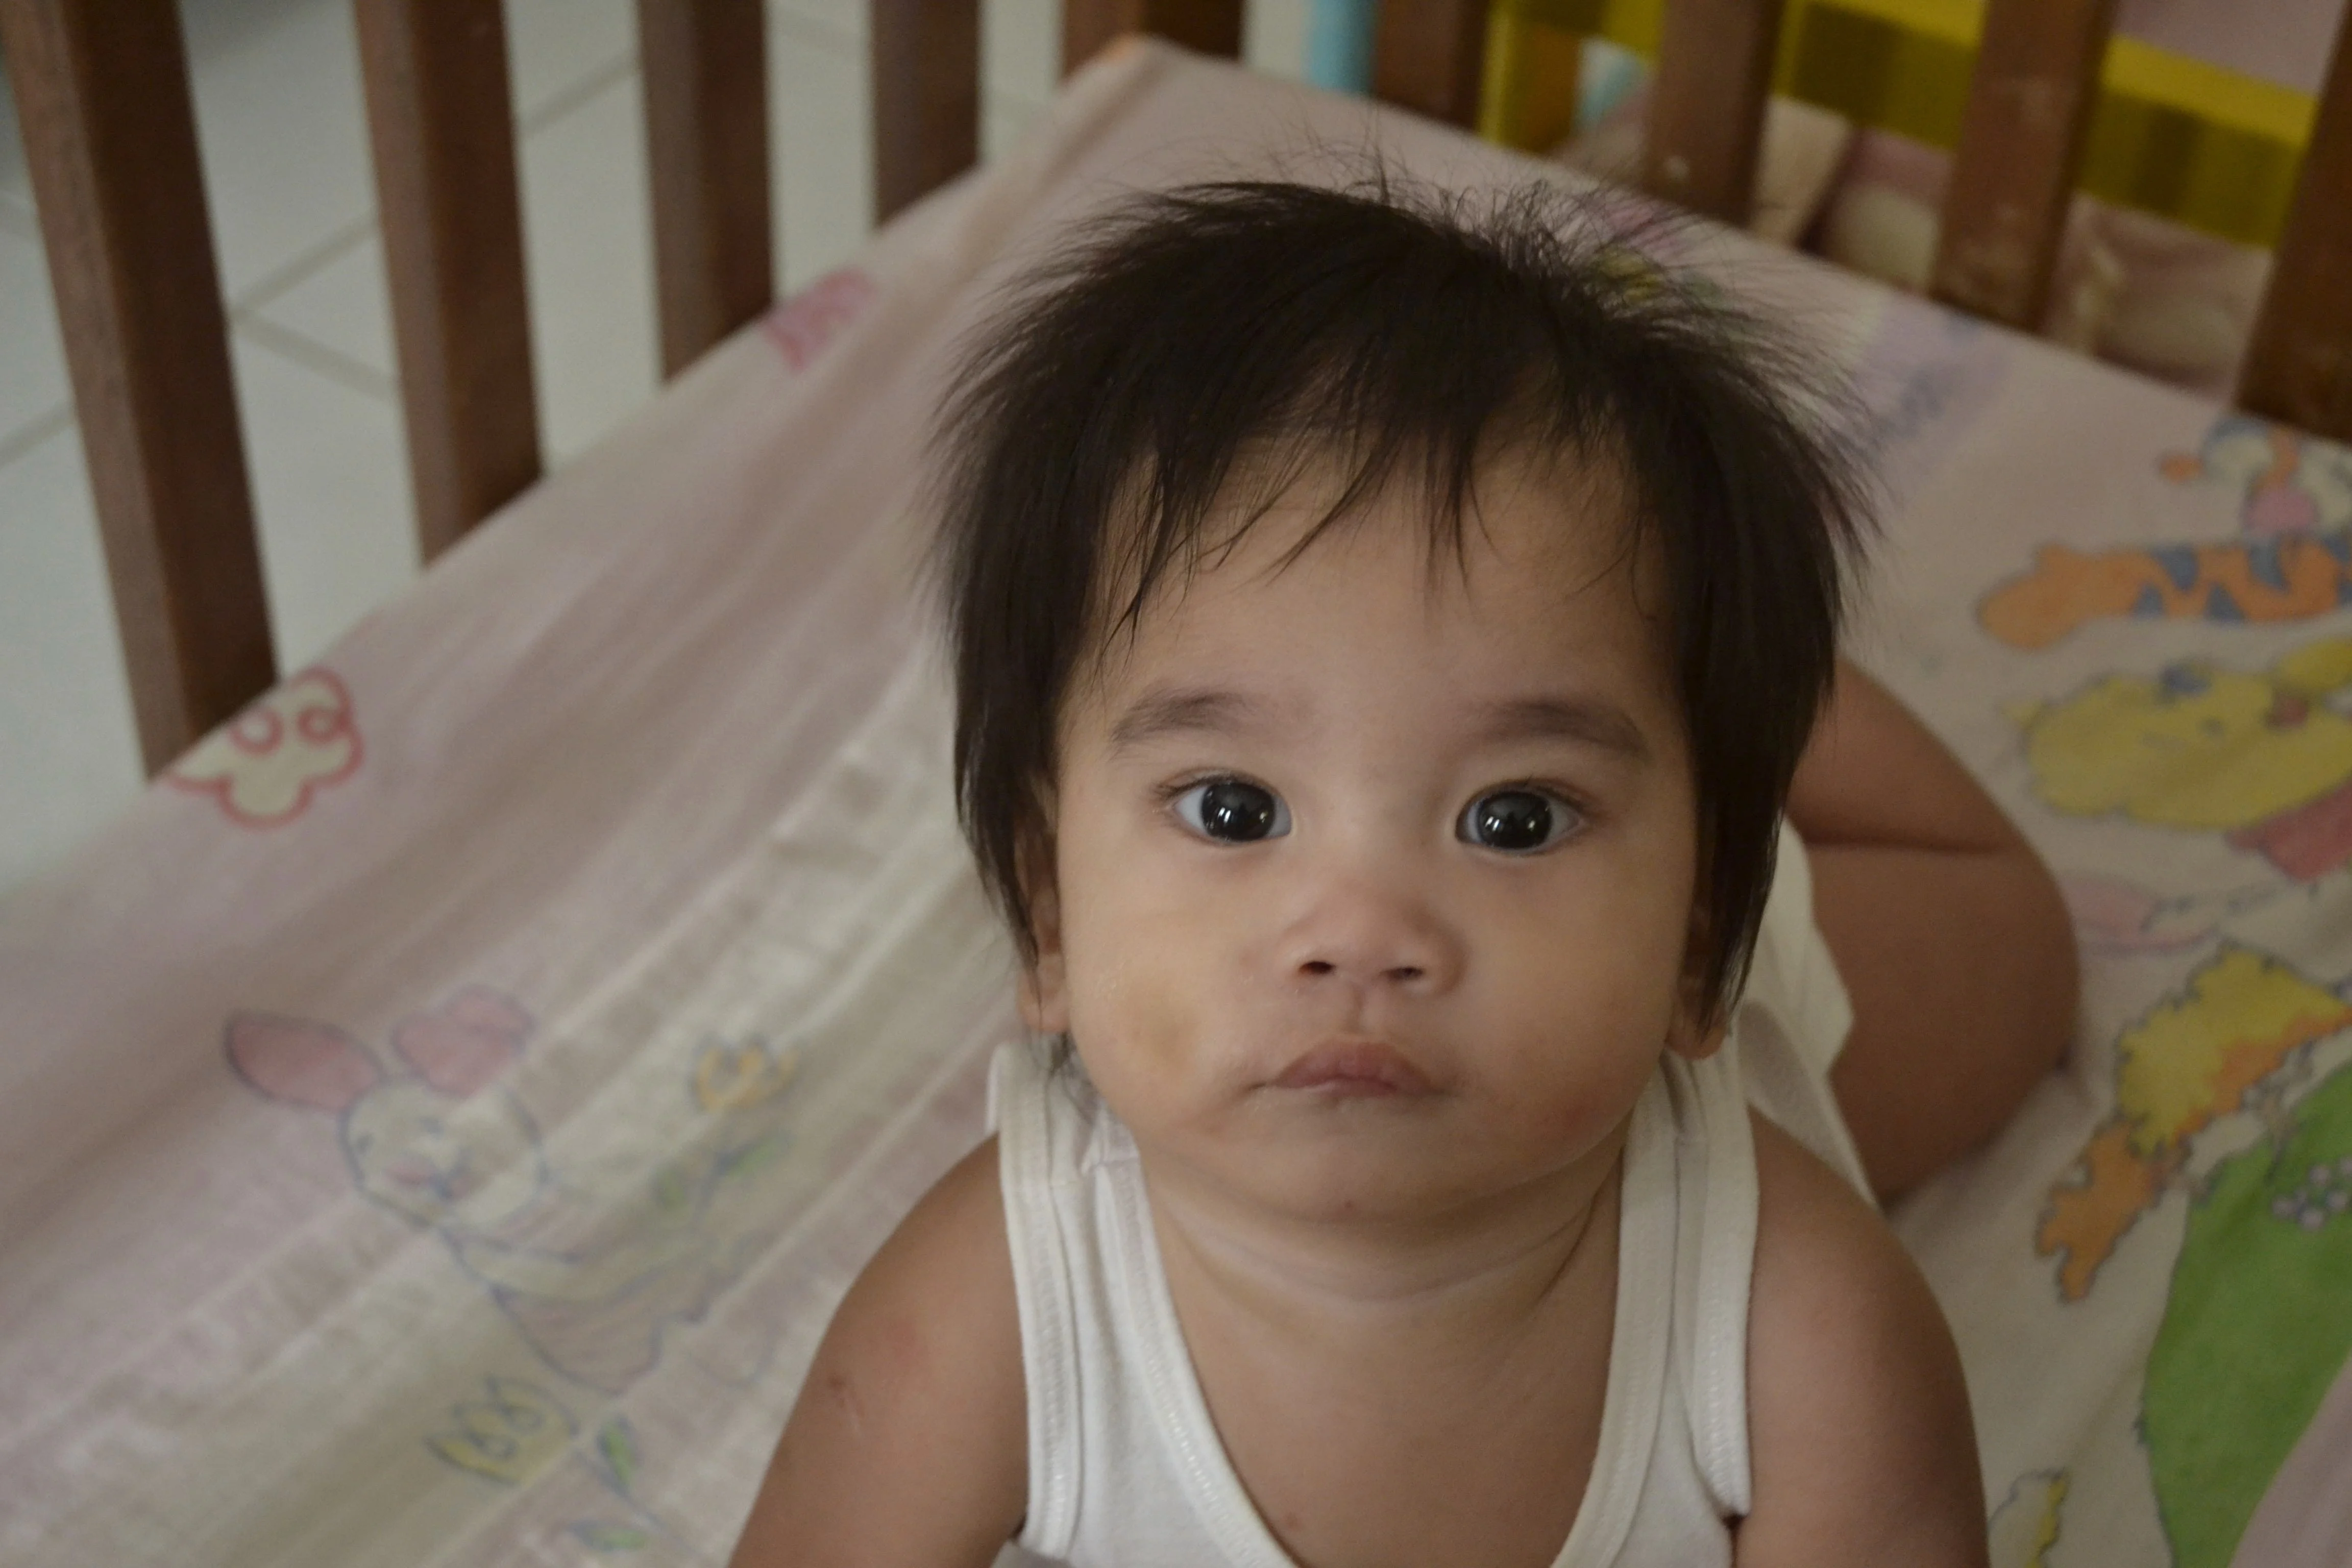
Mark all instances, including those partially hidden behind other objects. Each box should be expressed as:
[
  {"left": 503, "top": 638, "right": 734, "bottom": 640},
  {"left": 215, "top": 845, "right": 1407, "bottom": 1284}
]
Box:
[{"left": 0, "top": 0, "right": 1311, "bottom": 896}]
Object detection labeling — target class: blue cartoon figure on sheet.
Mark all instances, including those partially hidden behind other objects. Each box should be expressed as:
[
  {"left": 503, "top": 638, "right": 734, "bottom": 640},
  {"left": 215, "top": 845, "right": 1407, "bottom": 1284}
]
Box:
[{"left": 227, "top": 985, "right": 799, "bottom": 1394}]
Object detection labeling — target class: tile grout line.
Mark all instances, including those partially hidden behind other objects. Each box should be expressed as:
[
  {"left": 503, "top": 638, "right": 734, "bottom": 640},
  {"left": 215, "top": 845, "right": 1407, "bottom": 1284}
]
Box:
[
  {"left": 223, "top": 43, "right": 644, "bottom": 325},
  {"left": 771, "top": 11, "right": 863, "bottom": 55},
  {"left": 521, "top": 52, "right": 640, "bottom": 135},
  {"left": 233, "top": 313, "right": 397, "bottom": 401},
  {"left": 231, "top": 215, "right": 378, "bottom": 318}
]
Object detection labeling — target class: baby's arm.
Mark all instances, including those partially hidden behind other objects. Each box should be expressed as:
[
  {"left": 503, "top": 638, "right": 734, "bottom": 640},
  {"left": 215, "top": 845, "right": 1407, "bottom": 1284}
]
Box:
[
  {"left": 1739, "top": 1115, "right": 1989, "bottom": 1567},
  {"left": 727, "top": 1139, "right": 1026, "bottom": 1568},
  {"left": 1788, "top": 659, "right": 2078, "bottom": 1198}
]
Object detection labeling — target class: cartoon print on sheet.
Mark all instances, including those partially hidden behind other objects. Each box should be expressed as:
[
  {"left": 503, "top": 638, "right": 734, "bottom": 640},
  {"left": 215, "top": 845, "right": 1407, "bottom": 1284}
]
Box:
[
  {"left": 1847, "top": 297, "right": 2012, "bottom": 520},
  {"left": 762, "top": 268, "right": 877, "bottom": 372},
  {"left": 2011, "top": 638, "right": 2352, "bottom": 884},
  {"left": 1978, "top": 416, "right": 2352, "bottom": 650},
  {"left": 167, "top": 668, "right": 362, "bottom": 825},
  {"left": 426, "top": 1375, "right": 701, "bottom": 1560},
  {"left": 227, "top": 986, "right": 800, "bottom": 1394},
  {"left": 1987, "top": 1470, "right": 2068, "bottom": 1568},
  {"left": 2034, "top": 943, "right": 2352, "bottom": 1568}
]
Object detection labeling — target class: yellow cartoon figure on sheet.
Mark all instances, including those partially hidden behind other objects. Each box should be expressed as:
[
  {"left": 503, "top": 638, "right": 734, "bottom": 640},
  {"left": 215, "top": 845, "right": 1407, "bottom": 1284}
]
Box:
[
  {"left": 2013, "top": 638, "right": 2352, "bottom": 883},
  {"left": 2037, "top": 944, "right": 2352, "bottom": 1568},
  {"left": 425, "top": 1377, "right": 704, "bottom": 1561}
]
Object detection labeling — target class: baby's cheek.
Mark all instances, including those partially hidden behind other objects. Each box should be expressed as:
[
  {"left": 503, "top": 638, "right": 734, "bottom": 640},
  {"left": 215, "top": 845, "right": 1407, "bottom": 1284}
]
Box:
[
  {"left": 1484, "top": 927, "right": 1681, "bottom": 1143},
  {"left": 1072, "top": 956, "right": 1203, "bottom": 1076},
  {"left": 1532, "top": 1037, "right": 1659, "bottom": 1148},
  {"left": 1064, "top": 864, "right": 1221, "bottom": 1027}
]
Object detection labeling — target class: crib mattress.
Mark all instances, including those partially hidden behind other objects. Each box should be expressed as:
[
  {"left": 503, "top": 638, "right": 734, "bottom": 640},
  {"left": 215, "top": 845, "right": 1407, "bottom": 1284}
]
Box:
[{"left": 4, "top": 39, "right": 2348, "bottom": 1568}]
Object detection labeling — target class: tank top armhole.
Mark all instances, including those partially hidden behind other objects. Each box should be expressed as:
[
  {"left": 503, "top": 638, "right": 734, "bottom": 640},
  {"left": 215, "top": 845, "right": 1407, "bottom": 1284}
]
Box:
[{"left": 990, "top": 1042, "right": 1084, "bottom": 1558}]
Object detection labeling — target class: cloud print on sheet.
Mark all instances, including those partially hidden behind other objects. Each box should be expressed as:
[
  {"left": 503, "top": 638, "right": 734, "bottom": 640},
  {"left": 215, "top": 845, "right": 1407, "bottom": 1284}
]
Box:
[
  {"left": 167, "top": 667, "right": 362, "bottom": 825},
  {"left": 762, "top": 267, "right": 877, "bottom": 372}
]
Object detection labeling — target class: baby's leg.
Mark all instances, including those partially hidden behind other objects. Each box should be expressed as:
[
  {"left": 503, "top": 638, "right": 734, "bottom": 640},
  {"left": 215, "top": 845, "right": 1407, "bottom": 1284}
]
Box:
[{"left": 1786, "top": 661, "right": 2078, "bottom": 1201}]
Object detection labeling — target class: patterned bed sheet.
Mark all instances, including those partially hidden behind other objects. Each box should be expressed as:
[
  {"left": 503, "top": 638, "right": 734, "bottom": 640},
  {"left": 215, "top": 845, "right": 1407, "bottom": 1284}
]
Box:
[{"left": 2, "top": 38, "right": 2347, "bottom": 1568}]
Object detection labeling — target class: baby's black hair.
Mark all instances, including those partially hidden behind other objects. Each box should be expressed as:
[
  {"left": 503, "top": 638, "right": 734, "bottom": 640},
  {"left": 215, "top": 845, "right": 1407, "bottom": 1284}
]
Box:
[{"left": 933, "top": 176, "right": 1867, "bottom": 1022}]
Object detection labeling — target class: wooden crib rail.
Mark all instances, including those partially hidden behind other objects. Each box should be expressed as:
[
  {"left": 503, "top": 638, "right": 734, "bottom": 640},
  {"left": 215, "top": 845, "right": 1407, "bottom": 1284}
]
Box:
[
  {"left": 2240, "top": 10, "right": 2352, "bottom": 439},
  {"left": 1643, "top": 0, "right": 1784, "bottom": 226},
  {"left": 1508, "top": 0, "right": 2351, "bottom": 441},
  {"left": 1929, "top": 0, "right": 2119, "bottom": 330},
  {"left": 1, "top": 0, "right": 777, "bottom": 774},
  {"left": 1063, "top": 1, "right": 1245, "bottom": 79},
  {"left": 0, "top": 0, "right": 275, "bottom": 773},
  {"left": 354, "top": 0, "right": 541, "bottom": 566},
  {"left": 638, "top": 0, "right": 773, "bottom": 379},
  {"left": 8, "top": 0, "right": 2350, "bottom": 780},
  {"left": 873, "top": 0, "right": 979, "bottom": 223},
  {"left": 1371, "top": 0, "right": 1490, "bottom": 127}
]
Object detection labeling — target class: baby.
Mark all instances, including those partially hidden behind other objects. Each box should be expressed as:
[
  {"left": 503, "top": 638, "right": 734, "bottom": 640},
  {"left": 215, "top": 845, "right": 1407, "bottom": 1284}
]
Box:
[{"left": 731, "top": 180, "right": 2076, "bottom": 1567}]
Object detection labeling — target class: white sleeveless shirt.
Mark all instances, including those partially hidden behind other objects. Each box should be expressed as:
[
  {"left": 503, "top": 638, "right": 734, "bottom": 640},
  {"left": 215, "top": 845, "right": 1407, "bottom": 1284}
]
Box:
[{"left": 990, "top": 823, "right": 1868, "bottom": 1568}]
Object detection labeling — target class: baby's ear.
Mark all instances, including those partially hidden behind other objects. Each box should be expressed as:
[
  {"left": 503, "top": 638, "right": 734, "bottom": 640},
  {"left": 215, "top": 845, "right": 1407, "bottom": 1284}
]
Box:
[
  {"left": 1667, "top": 906, "right": 1727, "bottom": 1060},
  {"left": 1019, "top": 878, "right": 1070, "bottom": 1035},
  {"left": 1665, "top": 1001, "right": 1728, "bottom": 1061},
  {"left": 1015, "top": 824, "right": 1069, "bottom": 1035}
]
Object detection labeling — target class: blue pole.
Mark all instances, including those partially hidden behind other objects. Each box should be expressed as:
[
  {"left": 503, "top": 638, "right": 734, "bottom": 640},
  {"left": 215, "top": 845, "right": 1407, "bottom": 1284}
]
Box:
[{"left": 1304, "top": 0, "right": 1381, "bottom": 93}]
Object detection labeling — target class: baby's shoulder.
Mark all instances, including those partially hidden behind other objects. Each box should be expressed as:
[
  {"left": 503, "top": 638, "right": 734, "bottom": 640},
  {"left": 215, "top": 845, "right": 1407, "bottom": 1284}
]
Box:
[
  {"left": 1746, "top": 1110, "right": 1903, "bottom": 1305},
  {"left": 835, "top": 1136, "right": 1023, "bottom": 1399},
  {"left": 728, "top": 1139, "right": 1026, "bottom": 1566},
  {"left": 1738, "top": 1113, "right": 1988, "bottom": 1563}
]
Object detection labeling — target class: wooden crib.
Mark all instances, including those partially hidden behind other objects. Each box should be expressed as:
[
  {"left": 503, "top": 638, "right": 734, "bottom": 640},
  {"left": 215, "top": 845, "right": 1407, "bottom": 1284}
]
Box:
[{"left": 4, "top": 0, "right": 2347, "bottom": 779}]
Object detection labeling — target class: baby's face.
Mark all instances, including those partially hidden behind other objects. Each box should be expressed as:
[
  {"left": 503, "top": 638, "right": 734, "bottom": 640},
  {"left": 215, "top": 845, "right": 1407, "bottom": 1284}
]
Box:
[{"left": 1030, "top": 452, "right": 1710, "bottom": 1225}]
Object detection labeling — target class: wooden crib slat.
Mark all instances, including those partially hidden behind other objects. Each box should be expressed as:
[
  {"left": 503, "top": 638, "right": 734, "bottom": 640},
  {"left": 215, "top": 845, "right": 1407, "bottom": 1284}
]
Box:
[
  {"left": 1371, "top": 0, "right": 1488, "bottom": 128},
  {"left": 638, "top": 0, "right": 773, "bottom": 377},
  {"left": 873, "top": 0, "right": 978, "bottom": 221},
  {"left": 1929, "top": 0, "right": 2117, "bottom": 329},
  {"left": 0, "top": 0, "right": 274, "bottom": 773},
  {"left": 1643, "top": 0, "right": 1786, "bottom": 226},
  {"left": 354, "top": 0, "right": 541, "bottom": 561},
  {"left": 2239, "top": 11, "right": 2352, "bottom": 441},
  {"left": 1061, "top": 0, "right": 1243, "bottom": 77}
]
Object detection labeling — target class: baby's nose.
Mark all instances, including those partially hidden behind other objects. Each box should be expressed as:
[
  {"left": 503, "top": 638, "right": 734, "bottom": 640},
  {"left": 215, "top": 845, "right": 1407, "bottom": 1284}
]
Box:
[
  {"left": 1297, "top": 955, "right": 1427, "bottom": 984},
  {"left": 1279, "top": 881, "right": 1462, "bottom": 993}
]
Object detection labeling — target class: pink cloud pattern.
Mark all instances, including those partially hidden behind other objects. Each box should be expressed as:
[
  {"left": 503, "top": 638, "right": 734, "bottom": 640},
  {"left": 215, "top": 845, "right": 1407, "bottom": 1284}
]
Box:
[
  {"left": 761, "top": 267, "right": 876, "bottom": 371},
  {"left": 167, "top": 668, "right": 362, "bottom": 826}
]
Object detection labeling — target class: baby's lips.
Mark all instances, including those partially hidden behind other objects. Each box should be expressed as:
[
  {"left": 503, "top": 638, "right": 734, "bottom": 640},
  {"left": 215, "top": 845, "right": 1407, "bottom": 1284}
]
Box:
[{"left": 1271, "top": 1040, "right": 1438, "bottom": 1096}]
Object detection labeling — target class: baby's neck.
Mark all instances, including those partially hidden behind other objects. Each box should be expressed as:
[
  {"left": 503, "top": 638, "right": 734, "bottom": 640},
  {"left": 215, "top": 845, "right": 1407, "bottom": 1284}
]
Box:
[{"left": 1137, "top": 1127, "right": 1627, "bottom": 1366}]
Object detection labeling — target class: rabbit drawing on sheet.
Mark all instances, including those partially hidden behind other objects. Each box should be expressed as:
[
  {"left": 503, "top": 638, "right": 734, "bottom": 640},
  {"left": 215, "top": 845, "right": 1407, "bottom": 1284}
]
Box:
[{"left": 228, "top": 986, "right": 793, "bottom": 1393}]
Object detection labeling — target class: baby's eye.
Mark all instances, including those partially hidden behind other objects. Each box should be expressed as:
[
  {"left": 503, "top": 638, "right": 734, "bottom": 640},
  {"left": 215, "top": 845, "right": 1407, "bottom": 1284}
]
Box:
[
  {"left": 1458, "top": 788, "right": 1580, "bottom": 853},
  {"left": 1172, "top": 779, "right": 1292, "bottom": 844}
]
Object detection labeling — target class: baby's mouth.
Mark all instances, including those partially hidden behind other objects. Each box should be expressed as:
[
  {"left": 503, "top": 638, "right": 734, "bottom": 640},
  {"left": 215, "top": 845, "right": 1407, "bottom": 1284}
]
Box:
[{"left": 1271, "top": 1041, "right": 1438, "bottom": 1097}]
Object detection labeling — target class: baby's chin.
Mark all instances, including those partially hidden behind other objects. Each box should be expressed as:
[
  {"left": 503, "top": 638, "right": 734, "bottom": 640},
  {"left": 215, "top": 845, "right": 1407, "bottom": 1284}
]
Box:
[{"left": 1151, "top": 1115, "right": 1615, "bottom": 1234}]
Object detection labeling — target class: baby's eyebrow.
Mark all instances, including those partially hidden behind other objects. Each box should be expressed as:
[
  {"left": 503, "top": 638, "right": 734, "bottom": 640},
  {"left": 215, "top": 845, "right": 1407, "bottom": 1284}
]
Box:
[
  {"left": 1478, "top": 695, "right": 1652, "bottom": 762},
  {"left": 1107, "top": 686, "right": 1267, "bottom": 751}
]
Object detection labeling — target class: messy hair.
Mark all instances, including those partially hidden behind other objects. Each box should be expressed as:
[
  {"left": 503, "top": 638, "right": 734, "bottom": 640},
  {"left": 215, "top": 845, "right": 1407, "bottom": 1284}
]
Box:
[{"left": 933, "top": 176, "right": 1867, "bottom": 1022}]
